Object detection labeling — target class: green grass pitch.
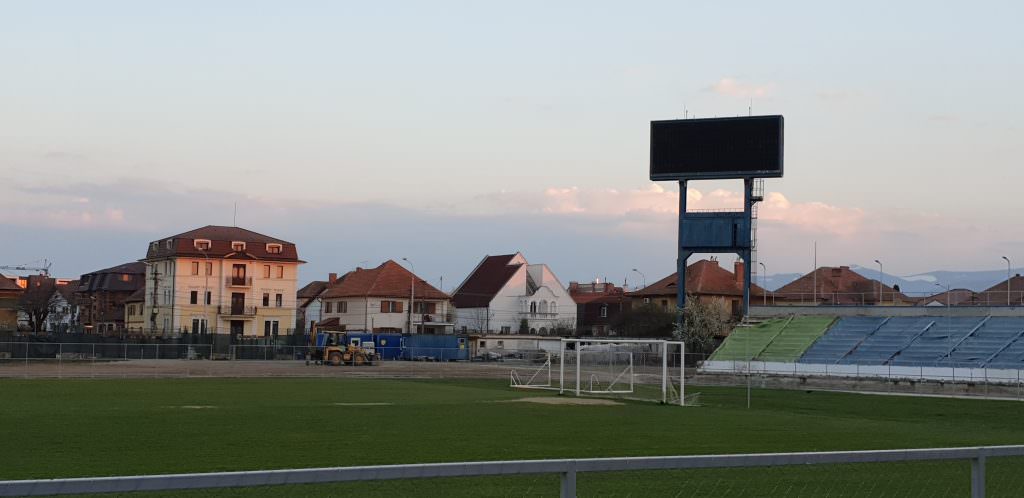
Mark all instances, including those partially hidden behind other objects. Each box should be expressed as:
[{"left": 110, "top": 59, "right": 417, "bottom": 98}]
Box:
[{"left": 2, "top": 378, "right": 1024, "bottom": 497}]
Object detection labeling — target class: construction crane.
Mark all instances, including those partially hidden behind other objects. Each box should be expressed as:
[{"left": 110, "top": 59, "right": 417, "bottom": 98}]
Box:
[{"left": 0, "top": 259, "right": 52, "bottom": 276}]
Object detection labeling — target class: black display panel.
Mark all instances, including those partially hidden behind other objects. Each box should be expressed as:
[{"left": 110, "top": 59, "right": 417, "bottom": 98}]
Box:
[{"left": 650, "top": 115, "right": 783, "bottom": 180}]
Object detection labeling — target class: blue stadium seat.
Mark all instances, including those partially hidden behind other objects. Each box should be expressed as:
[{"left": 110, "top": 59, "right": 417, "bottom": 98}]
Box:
[{"left": 798, "top": 317, "right": 886, "bottom": 364}]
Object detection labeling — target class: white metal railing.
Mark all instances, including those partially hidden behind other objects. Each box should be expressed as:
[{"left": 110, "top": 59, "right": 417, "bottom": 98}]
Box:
[{"left": 0, "top": 446, "right": 1020, "bottom": 497}]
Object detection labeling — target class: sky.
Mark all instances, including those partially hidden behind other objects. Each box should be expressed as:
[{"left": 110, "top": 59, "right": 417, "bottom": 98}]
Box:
[{"left": 1, "top": 1, "right": 1022, "bottom": 288}]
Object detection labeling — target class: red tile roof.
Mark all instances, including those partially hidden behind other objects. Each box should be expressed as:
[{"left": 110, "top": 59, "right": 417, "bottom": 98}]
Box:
[
  {"left": 774, "top": 266, "right": 911, "bottom": 304},
  {"left": 569, "top": 282, "right": 626, "bottom": 305},
  {"left": 452, "top": 254, "right": 522, "bottom": 308},
  {"left": 979, "top": 274, "right": 1024, "bottom": 304},
  {"left": 145, "top": 225, "right": 302, "bottom": 262},
  {"left": 0, "top": 276, "right": 21, "bottom": 292},
  {"left": 321, "top": 260, "right": 448, "bottom": 300},
  {"left": 125, "top": 287, "right": 146, "bottom": 303},
  {"left": 78, "top": 261, "right": 146, "bottom": 293},
  {"left": 628, "top": 259, "right": 764, "bottom": 298}
]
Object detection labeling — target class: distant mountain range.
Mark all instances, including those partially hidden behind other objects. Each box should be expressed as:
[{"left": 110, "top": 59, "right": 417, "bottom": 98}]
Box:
[{"left": 759, "top": 265, "right": 1023, "bottom": 295}]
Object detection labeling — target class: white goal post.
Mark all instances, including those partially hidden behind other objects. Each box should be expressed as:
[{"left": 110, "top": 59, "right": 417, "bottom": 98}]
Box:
[{"left": 509, "top": 338, "right": 686, "bottom": 406}]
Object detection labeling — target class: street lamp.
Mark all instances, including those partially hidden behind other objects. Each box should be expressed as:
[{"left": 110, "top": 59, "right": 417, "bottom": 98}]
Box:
[
  {"left": 631, "top": 269, "right": 646, "bottom": 290},
  {"left": 1002, "top": 256, "right": 1012, "bottom": 306},
  {"left": 758, "top": 262, "right": 767, "bottom": 306},
  {"left": 401, "top": 258, "right": 415, "bottom": 334},
  {"left": 874, "top": 259, "right": 883, "bottom": 305}
]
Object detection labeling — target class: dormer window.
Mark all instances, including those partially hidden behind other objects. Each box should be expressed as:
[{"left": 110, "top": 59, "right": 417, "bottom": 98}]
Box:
[
  {"left": 231, "top": 241, "right": 246, "bottom": 252},
  {"left": 165, "top": 239, "right": 173, "bottom": 249},
  {"left": 194, "top": 239, "right": 211, "bottom": 251},
  {"left": 266, "top": 243, "right": 282, "bottom": 254}
]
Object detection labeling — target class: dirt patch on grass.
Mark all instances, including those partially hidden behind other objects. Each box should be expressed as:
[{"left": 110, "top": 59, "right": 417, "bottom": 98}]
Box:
[{"left": 501, "top": 396, "right": 623, "bottom": 406}]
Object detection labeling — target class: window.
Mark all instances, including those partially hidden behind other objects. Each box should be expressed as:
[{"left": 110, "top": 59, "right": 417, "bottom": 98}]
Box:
[
  {"left": 275, "top": 294, "right": 282, "bottom": 307},
  {"left": 324, "top": 301, "right": 333, "bottom": 313},
  {"left": 600, "top": 305, "right": 608, "bottom": 318},
  {"left": 264, "top": 321, "right": 272, "bottom": 337},
  {"left": 191, "top": 262, "right": 199, "bottom": 275},
  {"left": 166, "top": 239, "right": 173, "bottom": 249},
  {"left": 266, "top": 244, "right": 282, "bottom": 254},
  {"left": 190, "top": 291, "right": 198, "bottom": 304},
  {"left": 263, "top": 265, "right": 271, "bottom": 278},
  {"left": 206, "top": 291, "right": 211, "bottom": 305},
  {"left": 643, "top": 297, "right": 651, "bottom": 304},
  {"left": 479, "top": 340, "right": 487, "bottom": 348},
  {"left": 500, "top": 326, "right": 511, "bottom": 334},
  {"left": 121, "top": 274, "right": 132, "bottom": 282},
  {"left": 194, "top": 239, "right": 211, "bottom": 250},
  {"left": 496, "top": 341, "right": 504, "bottom": 349},
  {"left": 414, "top": 302, "right": 437, "bottom": 314},
  {"left": 262, "top": 293, "right": 270, "bottom": 307},
  {"left": 272, "top": 320, "right": 279, "bottom": 335},
  {"left": 231, "top": 241, "right": 246, "bottom": 252},
  {"left": 276, "top": 265, "right": 284, "bottom": 279},
  {"left": 530, "top": 301, "right": 537, "bottom": 314},
  {"left": 660, "top": 299, "right": 668, "bottom": 310},
  {"left": 337, "top": 301, "right": 348, "bottom": 313},
  {"left": 380, "top": 301, "right": 403, "bottom": 313},
  {"left": 205, "top": 262, "right": 213, "bottom": 275}
]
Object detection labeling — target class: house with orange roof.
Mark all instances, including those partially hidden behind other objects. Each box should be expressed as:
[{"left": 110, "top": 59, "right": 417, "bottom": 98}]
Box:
[
  {"left": 315, "top": 260, "right": 453, "bottom": 334},
  {"left": 627, "top": 258, "right": 764, "bottom": 318}
]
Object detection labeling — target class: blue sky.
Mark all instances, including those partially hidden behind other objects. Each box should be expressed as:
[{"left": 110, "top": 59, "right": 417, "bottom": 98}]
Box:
[{"left": 1, "top": 1, "right": 1022, "bottom": 286}]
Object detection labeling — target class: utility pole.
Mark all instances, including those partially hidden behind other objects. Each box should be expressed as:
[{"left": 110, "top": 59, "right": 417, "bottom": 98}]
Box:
[{"left": 402, "top": 258, "right": 415, "bottom": 334}]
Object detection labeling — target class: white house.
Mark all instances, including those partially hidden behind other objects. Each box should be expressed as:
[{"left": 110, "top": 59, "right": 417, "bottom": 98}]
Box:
[{"left": 452, "top": 252, "right": 577, "bottom": 335}]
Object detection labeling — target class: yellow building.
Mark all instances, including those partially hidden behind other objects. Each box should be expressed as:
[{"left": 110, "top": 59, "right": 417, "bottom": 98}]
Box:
[{"left": 141, "top": 226, "right": 304, "bottom": 338}]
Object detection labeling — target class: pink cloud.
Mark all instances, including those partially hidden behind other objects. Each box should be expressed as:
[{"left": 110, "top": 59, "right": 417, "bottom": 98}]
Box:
[{"left": 707, "top": 77, "right": 774, "bottom": 98}]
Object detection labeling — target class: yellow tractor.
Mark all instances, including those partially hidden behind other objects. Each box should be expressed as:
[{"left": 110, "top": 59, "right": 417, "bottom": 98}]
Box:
[{"left": 309, "top": 332, "right": 378, "bottom": 366}]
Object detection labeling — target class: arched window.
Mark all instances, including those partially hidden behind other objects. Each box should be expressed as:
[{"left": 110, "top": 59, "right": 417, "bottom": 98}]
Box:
[
  {"left": 530, "top": 301, "right": 537, "bottom": 314},
  {"left": 529, "top": 328, "right": 537, "bottom": 334},
  {"left": 539, "top": 327, "right": 548, "bottom": 335},
  {"left": 549, "top": 302, "right": 556, "bottom": 314},
  {"left": 539, "top": 301, "right": 548, "bottom": 314}
]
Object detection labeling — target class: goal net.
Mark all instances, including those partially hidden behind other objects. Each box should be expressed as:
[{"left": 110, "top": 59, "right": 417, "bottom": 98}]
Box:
[{"left": 510, "top": 339, "right": 686, "bottom": 405}]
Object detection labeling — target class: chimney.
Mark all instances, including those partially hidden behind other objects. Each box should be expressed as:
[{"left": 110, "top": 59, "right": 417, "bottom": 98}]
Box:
[
  {"left": 734, "top": 260, "right": 744, "bottom": 286},
  {"left": 328, "top": 273, "right": 337, "bottom": 284}
]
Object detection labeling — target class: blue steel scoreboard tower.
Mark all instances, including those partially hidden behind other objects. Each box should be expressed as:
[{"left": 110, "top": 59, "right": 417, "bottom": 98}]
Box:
[{"left": 649, "top": 115, "right": 784, "bottom": 324}]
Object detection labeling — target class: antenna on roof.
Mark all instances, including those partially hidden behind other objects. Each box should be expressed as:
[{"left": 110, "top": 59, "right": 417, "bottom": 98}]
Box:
[
  {"left": 748, "top": 99, "right": 753, "bottom": 116},
  {"left": 233, "top": 202, "right": 237, "bottom": 227}
]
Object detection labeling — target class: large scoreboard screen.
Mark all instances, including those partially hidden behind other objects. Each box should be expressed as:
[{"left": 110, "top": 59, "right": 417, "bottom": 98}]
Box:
[{"left": 650, "top": 115, "right": 783, "bottom": 180}]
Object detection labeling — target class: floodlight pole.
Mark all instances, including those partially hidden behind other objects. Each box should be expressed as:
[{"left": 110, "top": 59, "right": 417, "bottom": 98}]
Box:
[
  {"left": 676, "top": 180, "right": 688, "bottom": 332},
  {"left": 1002, "top": 256, "right": 1011, "bottom": 306}
]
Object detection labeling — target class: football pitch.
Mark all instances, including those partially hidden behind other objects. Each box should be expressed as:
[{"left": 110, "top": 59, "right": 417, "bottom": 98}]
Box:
[{"left": 3, "top": 378, "right": 1024, "bottom": 497}]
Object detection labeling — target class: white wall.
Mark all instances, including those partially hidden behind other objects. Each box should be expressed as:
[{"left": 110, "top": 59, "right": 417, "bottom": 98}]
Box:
[{"left": 455, "top": 260, "right": 577, "bottom": 334}]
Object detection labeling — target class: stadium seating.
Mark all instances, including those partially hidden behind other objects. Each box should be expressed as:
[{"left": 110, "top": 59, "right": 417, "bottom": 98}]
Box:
[
  {"left": 837, "top": 317, "right": 935, "bottom": 365},
  {"left": 889, "top": 317, "right": 986, "bottom": 367},
  {"left": 756, "top": 316, "right": 835, "bottom": 362},
  {"left": 709, "top": 318, "right": 787, "bottom": 361},
  {"left": 711, "top": 316, "right": 834, "bottom": 362},
  {"left": 714, "top": 315, "right": 1024, "bottom": 370}
]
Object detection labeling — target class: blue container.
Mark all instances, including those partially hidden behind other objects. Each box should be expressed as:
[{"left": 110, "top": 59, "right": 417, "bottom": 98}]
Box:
[
  {"left": 373, "top": 333, "right": 404, "bottom": 360},
  {"left": 401, "top": 335, "right": 469, "bottom": 361}
]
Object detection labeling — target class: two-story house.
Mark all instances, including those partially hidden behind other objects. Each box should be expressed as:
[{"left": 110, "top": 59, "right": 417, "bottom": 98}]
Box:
[
  {"left": 314, "top": 260, "right": 452, "bottom": 334},
  {"left": 568, "top": 280, "right": 627, "bottom": 336},
  {"left": 452, "top": 252, "right": 577, "bottom": 335},
  {"left": 141, "top": 225, "right": 303, "bottom": 339}
]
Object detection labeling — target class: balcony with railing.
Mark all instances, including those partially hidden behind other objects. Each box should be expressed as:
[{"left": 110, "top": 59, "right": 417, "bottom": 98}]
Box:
[
  {"left": 217, "top": 305, "right": 257, "bottom": 318},
  {"left": 225, "top": 276, "right": 252, "bottom": 287}
]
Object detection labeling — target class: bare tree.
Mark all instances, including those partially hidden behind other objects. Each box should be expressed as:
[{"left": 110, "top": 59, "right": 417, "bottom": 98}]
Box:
[
  {"left": 18, "top": 276, "right": 57, "bottom": 333},
  {"left": 467, "top": 308, "right": 491, "bottom": 334}
]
